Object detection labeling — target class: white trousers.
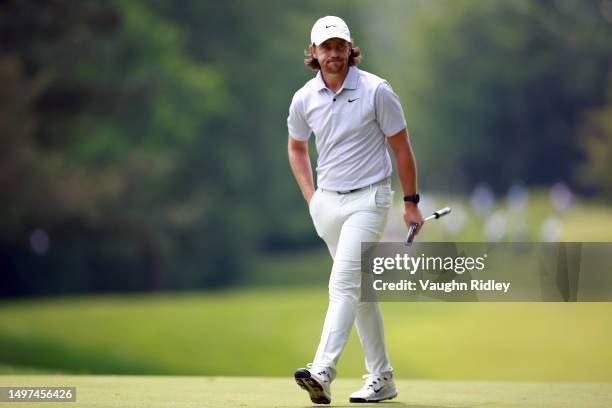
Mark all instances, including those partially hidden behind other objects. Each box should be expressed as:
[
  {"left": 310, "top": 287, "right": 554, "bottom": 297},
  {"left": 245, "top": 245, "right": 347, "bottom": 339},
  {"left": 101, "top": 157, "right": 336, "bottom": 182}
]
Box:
[{"left": 309, "top": 181, "right": 394, "bottom": 380}]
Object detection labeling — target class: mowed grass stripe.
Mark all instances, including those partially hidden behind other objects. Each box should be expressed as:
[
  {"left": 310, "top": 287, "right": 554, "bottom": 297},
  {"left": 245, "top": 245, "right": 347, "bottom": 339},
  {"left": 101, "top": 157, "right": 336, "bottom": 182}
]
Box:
[{"left": 0, "top": 288, "right": 611, "bottom": 382}]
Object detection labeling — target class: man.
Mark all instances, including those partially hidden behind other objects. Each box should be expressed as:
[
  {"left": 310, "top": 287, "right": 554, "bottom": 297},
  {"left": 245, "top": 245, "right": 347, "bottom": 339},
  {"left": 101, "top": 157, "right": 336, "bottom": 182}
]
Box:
[{"left": 287, "top": 16, "right": 424, "bottom": 404}]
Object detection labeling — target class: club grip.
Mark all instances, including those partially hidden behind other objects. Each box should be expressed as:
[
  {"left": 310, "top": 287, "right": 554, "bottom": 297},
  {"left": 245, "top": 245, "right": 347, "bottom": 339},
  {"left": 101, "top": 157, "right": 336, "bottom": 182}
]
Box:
[
  {"left": 433, "top": 206, "right": 451, "bottom": 218},
  {"left": 405, "top": 222, "right": 418, "bottom": 246}
]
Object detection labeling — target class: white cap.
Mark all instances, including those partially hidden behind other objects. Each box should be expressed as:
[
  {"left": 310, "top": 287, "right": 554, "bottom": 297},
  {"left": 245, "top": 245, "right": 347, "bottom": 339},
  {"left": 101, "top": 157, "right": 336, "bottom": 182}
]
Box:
[{"left": 310, "top": 16, "right": 351, "bottom": 46}]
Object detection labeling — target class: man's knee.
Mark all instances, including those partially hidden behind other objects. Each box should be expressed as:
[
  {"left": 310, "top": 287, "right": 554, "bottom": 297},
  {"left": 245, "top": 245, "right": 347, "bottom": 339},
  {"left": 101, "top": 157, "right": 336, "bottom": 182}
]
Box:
[{"left": 328, "top": 266, "right": 361, "bottom": 303}]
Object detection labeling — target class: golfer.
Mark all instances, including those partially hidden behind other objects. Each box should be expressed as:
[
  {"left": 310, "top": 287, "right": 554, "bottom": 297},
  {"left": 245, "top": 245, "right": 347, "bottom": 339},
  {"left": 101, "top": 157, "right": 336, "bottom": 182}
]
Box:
[{"left": 287, "top": 16, "right": 424, "bottom": 404}]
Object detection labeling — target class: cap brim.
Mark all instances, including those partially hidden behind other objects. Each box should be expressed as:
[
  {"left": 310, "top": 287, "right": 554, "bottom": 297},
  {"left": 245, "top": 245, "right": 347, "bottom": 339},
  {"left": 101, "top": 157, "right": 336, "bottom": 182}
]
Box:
[{"left": 313, "top": 33, "right": 351, "bottom": 46}]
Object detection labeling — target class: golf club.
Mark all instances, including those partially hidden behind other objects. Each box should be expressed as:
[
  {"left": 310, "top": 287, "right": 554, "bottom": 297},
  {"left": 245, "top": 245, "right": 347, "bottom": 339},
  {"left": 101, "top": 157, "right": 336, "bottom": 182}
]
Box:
[{"left": 405, "top": 206, "right": 452, "bottom": 246}]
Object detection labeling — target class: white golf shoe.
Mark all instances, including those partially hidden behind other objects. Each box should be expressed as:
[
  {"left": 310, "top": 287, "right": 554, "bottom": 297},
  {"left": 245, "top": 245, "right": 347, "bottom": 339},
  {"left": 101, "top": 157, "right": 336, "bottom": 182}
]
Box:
[
  {"left": 349, "top": 372, "right": 397, "bottom": 403},
  {"left": 294, "top": 364, "right": 332, "bottom": 404}
]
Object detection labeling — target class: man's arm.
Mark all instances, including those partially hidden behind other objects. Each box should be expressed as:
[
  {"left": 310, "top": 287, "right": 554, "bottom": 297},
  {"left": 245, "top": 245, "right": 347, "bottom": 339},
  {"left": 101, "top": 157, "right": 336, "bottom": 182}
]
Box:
[
  {"left": 288, "top": 135, "right": 315, "bottom": 205},
  {"left": 387, "top": 128, "right": 425, "bottom": 234}
]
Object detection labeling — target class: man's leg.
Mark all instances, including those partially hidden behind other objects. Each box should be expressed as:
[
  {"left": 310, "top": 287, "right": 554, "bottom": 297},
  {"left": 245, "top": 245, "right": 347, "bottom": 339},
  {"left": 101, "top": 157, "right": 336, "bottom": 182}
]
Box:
[
  {"left": 355, "top": 183, "right": 394, "bottom": 376},
  {"left": 348, "top": 185, "right": 397, "bottom": 403},
  {"left": 311, "top": 191, "right": 389, "bottom": 379},
  {"left": 294, "top": 190, "right": 344, "bottom": 404},
  {"left": 355, "top": 301, "right": 393, "bottom": 374}
]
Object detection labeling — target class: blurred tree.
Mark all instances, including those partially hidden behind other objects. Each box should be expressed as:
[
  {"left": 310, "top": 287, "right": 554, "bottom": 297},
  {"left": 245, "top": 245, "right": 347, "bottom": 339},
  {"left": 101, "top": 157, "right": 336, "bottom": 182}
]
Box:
[
  {"left": 372, "top": 0, "right": 612, "bottom": 192},
  {"left": 0, "top": 0, "right": 247, "bottom": 295},
  {"left": 3, "top": 0, "right": 611, "bottom": 297},
  {"left": 0, "top": 0, "right": 362, "bottom": 296}
]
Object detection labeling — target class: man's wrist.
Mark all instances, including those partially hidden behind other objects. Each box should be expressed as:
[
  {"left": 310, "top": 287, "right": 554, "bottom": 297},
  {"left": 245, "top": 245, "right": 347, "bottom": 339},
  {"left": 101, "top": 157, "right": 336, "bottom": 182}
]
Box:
[{"left": 403, "top": 193, "right": 420, "bottom": 204}]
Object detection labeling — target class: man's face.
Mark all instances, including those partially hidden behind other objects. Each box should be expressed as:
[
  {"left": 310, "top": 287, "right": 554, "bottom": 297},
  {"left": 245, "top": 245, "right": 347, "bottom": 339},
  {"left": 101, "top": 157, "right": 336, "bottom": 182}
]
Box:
[{"left": 311, "top": 38, "right": 351, "bottom": 74}]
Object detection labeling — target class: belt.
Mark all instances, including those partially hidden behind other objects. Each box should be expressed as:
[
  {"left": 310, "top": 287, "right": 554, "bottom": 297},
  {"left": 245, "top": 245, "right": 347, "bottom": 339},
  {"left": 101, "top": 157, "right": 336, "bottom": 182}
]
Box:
[{"left": 323, "top": 178, "right": 390, "bottom": 195}]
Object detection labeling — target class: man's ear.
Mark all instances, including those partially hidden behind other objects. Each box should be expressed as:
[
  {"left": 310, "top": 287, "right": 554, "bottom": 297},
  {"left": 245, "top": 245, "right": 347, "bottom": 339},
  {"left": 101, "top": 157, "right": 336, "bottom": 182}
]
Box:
[{"left": 310, "top": 44, "right": 317, "bottom": 58}]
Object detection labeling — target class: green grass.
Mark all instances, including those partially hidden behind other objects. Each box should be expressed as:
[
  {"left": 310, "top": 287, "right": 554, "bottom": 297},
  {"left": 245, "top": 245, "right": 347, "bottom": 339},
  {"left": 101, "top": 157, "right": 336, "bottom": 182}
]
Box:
[
  {"left": 0, "top": 364, "right": 53, "bottom": 375},
  {"left": 1, "top": 288, "right": 611, "bottom": 382},
  {"left": 0, "top": 375, "right": 611, "bottom": 407}
]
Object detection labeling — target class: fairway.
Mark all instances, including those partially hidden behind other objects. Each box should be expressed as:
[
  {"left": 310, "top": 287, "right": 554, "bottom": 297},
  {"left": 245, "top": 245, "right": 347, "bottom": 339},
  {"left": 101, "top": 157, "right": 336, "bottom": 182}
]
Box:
[
  {"left": 1, "top": 288, "right": 612, "bottom": 382},
  {"left": 1, "top": 375, "right": 611, "bottom": 408}
]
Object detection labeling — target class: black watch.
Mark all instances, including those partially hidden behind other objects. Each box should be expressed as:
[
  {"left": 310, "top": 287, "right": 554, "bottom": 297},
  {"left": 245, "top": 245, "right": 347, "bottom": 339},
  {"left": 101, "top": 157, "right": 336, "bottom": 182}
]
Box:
[{"left": 403, "top": 193, "right": 420, "bottom": 204}]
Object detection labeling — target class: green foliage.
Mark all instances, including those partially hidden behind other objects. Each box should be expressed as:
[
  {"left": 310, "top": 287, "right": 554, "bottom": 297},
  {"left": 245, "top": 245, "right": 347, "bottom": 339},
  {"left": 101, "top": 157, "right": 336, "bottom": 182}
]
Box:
[
  {"left": 370, "top": 0, "right": 612, "bottom": 191},
  {"left": 2, "top": 0, "right": 612, "bottom": 296},
  {"left": 0, "top": 0, "right": 247, "bottom": 293}
]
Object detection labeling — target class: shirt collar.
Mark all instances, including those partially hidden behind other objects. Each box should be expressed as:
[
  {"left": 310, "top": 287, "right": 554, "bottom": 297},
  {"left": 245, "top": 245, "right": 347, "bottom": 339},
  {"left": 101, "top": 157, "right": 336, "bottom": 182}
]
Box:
[
  {"left": 313, "top": 66, "right": 360, "bottom": 92},
  {"left": 313, "top": 70, "right": 327, "bottom": 91},
  {"left": 343, "top": 66, "right": 359, "bottom": 90}
]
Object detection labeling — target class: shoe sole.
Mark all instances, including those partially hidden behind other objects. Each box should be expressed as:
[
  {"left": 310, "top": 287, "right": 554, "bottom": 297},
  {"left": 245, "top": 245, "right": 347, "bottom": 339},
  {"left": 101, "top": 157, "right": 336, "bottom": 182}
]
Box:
[
  {"left": 294, "top": 369, "right": 331, "bottom": 404},
  {"left": 349, "top": 392, "right": 398, "bottom": 403}
]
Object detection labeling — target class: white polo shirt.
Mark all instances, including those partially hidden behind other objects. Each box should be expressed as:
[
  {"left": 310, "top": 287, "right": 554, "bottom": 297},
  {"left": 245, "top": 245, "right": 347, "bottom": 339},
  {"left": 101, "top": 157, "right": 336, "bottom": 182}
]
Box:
[{"left": 288, "top": 66, "right": 407, "bottom": 191}]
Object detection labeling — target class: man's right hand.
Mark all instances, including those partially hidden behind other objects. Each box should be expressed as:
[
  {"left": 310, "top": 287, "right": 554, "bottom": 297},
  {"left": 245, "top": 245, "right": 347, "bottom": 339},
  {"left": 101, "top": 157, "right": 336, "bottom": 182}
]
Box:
[{"left": 306, "top": 189, "right": 315, "bottom": 205}]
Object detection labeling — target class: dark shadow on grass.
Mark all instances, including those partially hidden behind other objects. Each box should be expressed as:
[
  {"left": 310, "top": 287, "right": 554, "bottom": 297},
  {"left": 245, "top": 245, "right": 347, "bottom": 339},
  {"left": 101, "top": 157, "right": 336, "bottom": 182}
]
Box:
[{"left": 0, "top": 335, "right": 166, "bottom": 375}]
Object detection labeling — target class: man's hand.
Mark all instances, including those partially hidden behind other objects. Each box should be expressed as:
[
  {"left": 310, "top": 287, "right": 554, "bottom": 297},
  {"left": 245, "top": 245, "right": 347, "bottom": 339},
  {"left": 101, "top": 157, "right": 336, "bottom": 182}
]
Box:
[
  {"left": 305, "top": 189, "right": 315, "bottom": 205},
  {"left": 404, "top": 203, "right": 425, "bottom": 235}
]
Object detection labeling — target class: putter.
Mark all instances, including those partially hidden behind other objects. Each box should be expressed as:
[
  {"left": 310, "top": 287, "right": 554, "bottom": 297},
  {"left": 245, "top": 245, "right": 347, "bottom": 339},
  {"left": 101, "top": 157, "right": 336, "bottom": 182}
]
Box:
[{"left": 405, "top": 206, "right": 452, "bottom": 246}]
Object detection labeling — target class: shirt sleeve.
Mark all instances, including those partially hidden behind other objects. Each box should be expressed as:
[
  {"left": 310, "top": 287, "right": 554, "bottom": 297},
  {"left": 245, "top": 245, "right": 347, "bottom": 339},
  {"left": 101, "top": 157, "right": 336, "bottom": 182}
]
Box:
[
  {"left": 287, "top": 93, "right": 312, "bottom": 141},
  {"left": 375, "top": 81, "right": 407, "bottom": 137}
]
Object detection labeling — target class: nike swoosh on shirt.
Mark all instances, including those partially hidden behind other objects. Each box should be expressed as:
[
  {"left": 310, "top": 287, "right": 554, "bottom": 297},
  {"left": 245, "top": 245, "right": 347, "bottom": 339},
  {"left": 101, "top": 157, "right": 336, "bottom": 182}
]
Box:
[{"left": 348, "top": 98, "right": 360, "bottom": 103}]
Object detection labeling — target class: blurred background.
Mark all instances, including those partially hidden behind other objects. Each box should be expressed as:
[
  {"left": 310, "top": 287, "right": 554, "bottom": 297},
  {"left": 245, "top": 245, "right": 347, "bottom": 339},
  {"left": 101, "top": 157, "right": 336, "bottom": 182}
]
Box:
[{"left": 1, "top": 0, "right": 611, "bottom": 382}]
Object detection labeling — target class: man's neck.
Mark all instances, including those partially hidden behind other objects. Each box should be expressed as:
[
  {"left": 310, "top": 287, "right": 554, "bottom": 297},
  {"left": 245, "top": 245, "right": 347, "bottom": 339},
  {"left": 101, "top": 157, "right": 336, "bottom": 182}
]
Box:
[{"left": 321, "top": 67, "right": 349, "bottom": 94}]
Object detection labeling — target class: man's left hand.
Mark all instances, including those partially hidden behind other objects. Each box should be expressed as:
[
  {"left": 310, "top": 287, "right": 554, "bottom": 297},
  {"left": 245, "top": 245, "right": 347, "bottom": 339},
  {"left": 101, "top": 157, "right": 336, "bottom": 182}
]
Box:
[{"left": 404, "top": 203, "right": 425, "bottom": 235}]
